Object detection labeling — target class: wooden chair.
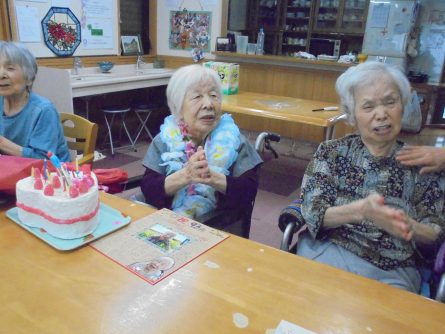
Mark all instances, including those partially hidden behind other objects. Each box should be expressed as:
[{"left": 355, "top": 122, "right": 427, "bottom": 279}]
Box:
[{"left": 59, "top": 112, "right": 98, "bottom": 165}]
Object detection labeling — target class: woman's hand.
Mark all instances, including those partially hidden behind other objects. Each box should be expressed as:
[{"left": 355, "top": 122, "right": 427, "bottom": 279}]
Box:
[
  {"left": 164, "top": 147, "right": 227, "bottom": 195},
  {"left": 323, "top": 193, "right": 413, "bottom": 241},
  {"left": 185, "top": 146, "right": 211, "bottom": 182},
  {"left": 0, "top": 136, "right": 22, "bottom": 156},
  {"left": 396, "top": 145, "right": 445, "bottom": 174},
  {"left": 362, "top": 193, "right": 413, "bottom": 241},
  {"left": 185, "top": 147, "right": 227, "bottom": 193}
]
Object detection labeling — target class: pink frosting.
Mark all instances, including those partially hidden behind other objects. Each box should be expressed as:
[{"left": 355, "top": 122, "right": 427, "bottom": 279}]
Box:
[{"left": 16, "top": 201, "right": 100, "bottom": 225}]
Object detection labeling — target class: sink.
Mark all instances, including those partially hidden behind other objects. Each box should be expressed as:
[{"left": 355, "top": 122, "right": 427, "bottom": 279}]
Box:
[
  {"left": 71, "top": 74, "right": 115, "bottom": 81},
  {"left": 135, "top": 68, "right": 173, "bottom": 75}
]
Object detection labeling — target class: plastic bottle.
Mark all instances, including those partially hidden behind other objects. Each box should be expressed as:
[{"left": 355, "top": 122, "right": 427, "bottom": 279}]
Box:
[{"left": 256, "top": 28, "right": 265, "bottom": 55}]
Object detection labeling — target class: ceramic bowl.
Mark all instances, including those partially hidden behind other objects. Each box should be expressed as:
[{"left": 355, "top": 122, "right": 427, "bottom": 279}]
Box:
[{"left": 97, "top": 61, "right": 114, "bottom": 73}]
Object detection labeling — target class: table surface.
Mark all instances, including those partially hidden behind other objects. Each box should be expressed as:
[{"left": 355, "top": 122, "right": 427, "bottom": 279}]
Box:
[
  {"left": 222, "top": 91, "right": 343, "bottom": 128},
  {"left": 1, "top": 193, "right": 444, "bottom": 334}
]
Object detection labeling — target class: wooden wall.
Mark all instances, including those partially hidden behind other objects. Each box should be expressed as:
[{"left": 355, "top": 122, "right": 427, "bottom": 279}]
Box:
[{"left": 158, "top": 55, "right": 351, "bottom": 141}]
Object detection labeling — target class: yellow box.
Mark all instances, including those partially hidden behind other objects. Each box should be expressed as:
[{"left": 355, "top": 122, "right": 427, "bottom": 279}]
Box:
[{"left": 203, "top": 61, "right": 239, "bottom": 95}]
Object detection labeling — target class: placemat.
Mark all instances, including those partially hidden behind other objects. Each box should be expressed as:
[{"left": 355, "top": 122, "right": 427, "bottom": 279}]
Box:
[{"left": 90, "top": 208, "right": 229, "bottom": 285}]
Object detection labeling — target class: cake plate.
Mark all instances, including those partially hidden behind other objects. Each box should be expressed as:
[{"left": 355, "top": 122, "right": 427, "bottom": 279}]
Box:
[{"left": 6, "top": 203, "right": 131, "bottom": 251}]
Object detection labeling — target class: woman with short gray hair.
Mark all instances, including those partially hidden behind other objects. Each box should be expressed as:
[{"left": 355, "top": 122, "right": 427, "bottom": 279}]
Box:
[
  {"left": 140, "top": 64, "right": 262, "bottom": 236},
  {"left": 335, "top": 61, "right": 412, "bottom": 125},
  {"left": 0, "top": 41, "right": 70, "bottom": 161},
  {"left": 291, "top": 61, "right": 445, "bottom": 293}
]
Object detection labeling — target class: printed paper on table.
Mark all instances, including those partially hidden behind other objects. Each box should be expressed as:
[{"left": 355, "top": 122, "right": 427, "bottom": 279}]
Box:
[{"left": 90, "top": 208, "right": 229, "bottom": 284}]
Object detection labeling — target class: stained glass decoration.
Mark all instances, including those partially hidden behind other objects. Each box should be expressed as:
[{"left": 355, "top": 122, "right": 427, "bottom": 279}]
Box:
[{"left": 41, "top": 7, "right": 81, "bottom": 57}]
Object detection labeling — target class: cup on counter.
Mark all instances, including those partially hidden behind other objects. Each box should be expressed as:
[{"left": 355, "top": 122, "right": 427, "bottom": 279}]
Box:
[
  {"left": 247, "top": 43, "right": 257, "bottom": 55},
  {"left": 236, "top": 36, "right": 248, "bottom": 54}
]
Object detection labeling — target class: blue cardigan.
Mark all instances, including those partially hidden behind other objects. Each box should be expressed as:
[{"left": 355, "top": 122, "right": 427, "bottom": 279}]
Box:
[{"left": 0, "top": 92, "right": 70, "bottom": 162}]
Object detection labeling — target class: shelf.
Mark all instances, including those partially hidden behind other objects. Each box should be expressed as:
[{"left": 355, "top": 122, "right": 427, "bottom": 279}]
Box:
[
  {"left": 282, "top": 44, "right": 306, "bottom": 47},
  {"left": 286, "top": 17, "right": 310, "bottom": 20},
  {"left": 284, "top": 30, "right": 309, "bottom": 34}
]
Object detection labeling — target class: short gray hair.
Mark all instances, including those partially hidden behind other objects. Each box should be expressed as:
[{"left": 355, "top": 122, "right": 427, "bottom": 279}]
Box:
[
  {"left": 0, "top": 41, "right": 38, "bottom": 91},
  {"left": 335, "top": 61, "right": 411, "bottom": 126},
  {"left": 166, "top": 64, "right": 222, "bottom": 120}
]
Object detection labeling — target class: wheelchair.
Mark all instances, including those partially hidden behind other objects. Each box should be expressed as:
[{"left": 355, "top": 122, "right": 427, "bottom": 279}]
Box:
[
  {"left": 278, "top": 199, "right": 445, "bottom": 302},
  {"left": 130, "top": 131, "right": 281, "bottom": 239}
]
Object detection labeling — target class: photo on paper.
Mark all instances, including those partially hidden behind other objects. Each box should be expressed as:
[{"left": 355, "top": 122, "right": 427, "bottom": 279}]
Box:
[
  {"left": 137, "top": 223, "right": 190, "bottom": 253},
  {"left": 127, "top": 256, "right": 175, "bottom": 283}
]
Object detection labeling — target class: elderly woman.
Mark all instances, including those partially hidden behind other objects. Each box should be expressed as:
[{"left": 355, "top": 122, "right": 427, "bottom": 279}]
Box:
[
  {"left": 0, "top": 42, "right": 70, "bottom": 161},
  {"left": 293, "top": 61, "right": 445, "bottom": 293},
  {"left": 140, "top": 64, "right": 262, "bottom": 232}
]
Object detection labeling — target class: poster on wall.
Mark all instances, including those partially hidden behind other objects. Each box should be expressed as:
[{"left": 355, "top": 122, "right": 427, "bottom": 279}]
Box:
[
  {"left": 81, "top": 0, "right": 115, "bottom": 49},
  {"left": 169, "top": 10, "right": 212, "bottom": 52}
]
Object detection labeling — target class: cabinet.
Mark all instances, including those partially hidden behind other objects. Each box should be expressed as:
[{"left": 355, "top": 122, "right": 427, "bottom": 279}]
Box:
[
  {"left": 313, "top": 0, "right": 369, "bottom": 35},
  {"left": 282, "top": 0, "right": 314, "bottom": 56},
  {"left": 248, "top": 0, "right": 284, "bottom": 55},
  {"left": 244, "top": 0, "right": 369, "bottom": 56}
]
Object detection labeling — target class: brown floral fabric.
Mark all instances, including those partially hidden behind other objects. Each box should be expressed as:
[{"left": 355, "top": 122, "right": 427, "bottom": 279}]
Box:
[{"left": 301, "top": 134, "right": 445, "bottom": 271}]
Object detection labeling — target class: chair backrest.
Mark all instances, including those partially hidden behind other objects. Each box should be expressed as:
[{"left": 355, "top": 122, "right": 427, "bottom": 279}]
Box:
[{"left": 59, "top": 112, "right": 98, "bottom": 165}]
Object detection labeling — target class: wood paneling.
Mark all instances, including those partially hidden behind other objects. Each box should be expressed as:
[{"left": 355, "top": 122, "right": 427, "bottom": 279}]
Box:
[
  {"left": 157, "top": 55, "right": 346, "bottom": 141},
  {"left": 0, "top": 1, "right": 11, "bottom": 40}
]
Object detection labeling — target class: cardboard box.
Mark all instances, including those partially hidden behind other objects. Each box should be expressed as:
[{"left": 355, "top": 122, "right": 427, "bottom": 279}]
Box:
[{"left": 203, "top": 61, "right": 239, "bottom": 95}]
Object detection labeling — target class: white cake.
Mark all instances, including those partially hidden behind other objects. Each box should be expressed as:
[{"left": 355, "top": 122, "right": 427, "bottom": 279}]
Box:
[{"left": 16, "top": 169, "right": 100, "bottom": 239}]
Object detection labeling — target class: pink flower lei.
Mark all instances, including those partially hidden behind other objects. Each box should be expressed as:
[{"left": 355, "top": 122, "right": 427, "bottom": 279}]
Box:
[{"left": 178, "top": 121, "right": 197, "bottom": 160}]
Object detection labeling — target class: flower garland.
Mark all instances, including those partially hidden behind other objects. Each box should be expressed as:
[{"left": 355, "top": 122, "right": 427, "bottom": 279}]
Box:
[{"left": 159, "top": 114, "right": 241, "bottom": 218}]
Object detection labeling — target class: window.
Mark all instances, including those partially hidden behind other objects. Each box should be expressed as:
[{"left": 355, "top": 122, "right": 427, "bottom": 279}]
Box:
[{"left": 119, "top": 0, "right": 150, "bottom": 54}]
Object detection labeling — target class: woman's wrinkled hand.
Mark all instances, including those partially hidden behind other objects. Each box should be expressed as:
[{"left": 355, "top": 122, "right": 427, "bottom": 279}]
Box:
[
  {"left": 362, "top": 193, "right": 413, "bottom": 241},
  {"left": 396, "top": 145, "right": 445, "bottom": 174},
  {"left": 184, "top": 146, "right": 211, "bottom": 184},
  {"left": 182, "top": 146, "right": 227, "bottom": 193}
]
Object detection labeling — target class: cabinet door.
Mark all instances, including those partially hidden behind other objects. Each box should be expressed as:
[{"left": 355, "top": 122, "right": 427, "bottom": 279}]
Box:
[
  {"left": 282, "top": 0, "right": 313, "bottom": 56},
  {"left": 313, "top": 0, "right": 340, "bottom": 32},
  {"left": 338, "top": 0, "right": 368, "bottom": 34},
  {"left": 253, "top": 0, "right": 284, "bottom": 32}
]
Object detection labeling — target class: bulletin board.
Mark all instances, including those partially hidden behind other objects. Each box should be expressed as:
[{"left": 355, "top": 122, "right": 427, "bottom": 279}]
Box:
[{"left": 8, "top": 0, "right": 119, "bottom": 57}]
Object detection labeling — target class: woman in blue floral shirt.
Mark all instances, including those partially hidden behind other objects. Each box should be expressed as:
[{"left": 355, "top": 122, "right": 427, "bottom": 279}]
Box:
[{"left": 296, "top": 61, "right": 445, "bottom": 293}]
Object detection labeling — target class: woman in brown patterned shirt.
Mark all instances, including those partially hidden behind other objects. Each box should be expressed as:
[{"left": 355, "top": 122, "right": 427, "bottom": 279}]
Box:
[{"left": 296, "top": 61, "right": 445, "bottom": 293}]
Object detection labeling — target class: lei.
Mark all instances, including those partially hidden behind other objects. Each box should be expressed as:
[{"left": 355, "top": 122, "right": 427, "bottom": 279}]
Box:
[{"left": 159, "top": 114, "right": 240, "bottom": 219}]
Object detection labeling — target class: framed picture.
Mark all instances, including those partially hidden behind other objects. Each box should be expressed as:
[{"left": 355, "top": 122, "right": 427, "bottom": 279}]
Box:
[
  {"left": 169, "top": 10, "right": 212, "bottom": 51},
  {"left": 216, "top": 37, "right": 230, "bottom": 51},
  {"left": 41, "top": 7, "right": 81, "bottom": 57},
  {"left": 121, "top": 35, "right": 143, "bottom": 55}
]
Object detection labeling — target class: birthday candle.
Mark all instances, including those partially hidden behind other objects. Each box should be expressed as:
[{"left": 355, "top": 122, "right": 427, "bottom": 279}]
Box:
[
  {"left": 47, "top": 151, "right": 71, "bottom": 185},
  {"left": 47, "top": 151, "right": 61, "bottom": 169},
  {"left": 43, "top": 159, "right": 48, "bottom": 180},
  {"left": 75, "top": 158, "right": 79, "bottom": 172}
]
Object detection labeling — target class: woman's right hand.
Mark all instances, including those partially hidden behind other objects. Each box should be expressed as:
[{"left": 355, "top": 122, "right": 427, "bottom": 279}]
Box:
[
  {"left": 184, "top": 146, "right": 211, "bottom": 183},
  {"left": 362, "top": 193, "right": 413, "bottom": 241},
  {"left": 164, "top": 146, "right": 211, "bottom": 195}
]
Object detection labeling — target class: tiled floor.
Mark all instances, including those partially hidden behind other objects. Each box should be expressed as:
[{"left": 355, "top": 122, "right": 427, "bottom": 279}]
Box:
[{"left": 94, "top": 126, "right": 445, "bottom": 249}]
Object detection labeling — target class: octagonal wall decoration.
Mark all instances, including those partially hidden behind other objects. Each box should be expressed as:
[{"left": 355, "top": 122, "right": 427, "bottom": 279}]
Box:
[{"left": 42, "top": 7, "right": 81, "bottom": 57}]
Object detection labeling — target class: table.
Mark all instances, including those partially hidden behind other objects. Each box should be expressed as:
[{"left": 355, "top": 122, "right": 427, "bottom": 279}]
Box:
[
  {"left": 222, "top": 91, "right": 351, "bottom": 141},
  {"left": 1, "top": 193, "right": 444, "bottom": 334}
]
